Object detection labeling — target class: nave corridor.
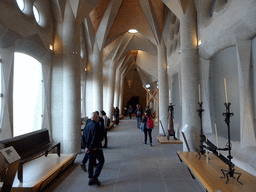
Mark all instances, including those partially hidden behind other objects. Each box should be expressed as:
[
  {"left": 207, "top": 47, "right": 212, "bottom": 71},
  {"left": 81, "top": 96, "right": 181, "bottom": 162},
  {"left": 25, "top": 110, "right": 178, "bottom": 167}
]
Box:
[{"left": 42, "top": 117, "right": 204, "bottom": 192}]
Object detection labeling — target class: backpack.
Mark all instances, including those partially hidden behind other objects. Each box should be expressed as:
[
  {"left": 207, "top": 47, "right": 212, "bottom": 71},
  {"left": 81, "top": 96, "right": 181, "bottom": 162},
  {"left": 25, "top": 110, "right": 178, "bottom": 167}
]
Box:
[{"left": 146, "top": 116, "right": 154, "bottom": 129}]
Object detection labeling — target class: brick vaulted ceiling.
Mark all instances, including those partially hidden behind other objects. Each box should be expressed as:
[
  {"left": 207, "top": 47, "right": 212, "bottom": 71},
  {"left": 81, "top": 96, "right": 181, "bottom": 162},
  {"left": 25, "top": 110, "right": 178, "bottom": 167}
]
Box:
[
  {"left": 89, "top": 0, "right": 165, "bottom": 39},
  {"left": 82, "top": 0, "right": 173, "bottom": 84}
]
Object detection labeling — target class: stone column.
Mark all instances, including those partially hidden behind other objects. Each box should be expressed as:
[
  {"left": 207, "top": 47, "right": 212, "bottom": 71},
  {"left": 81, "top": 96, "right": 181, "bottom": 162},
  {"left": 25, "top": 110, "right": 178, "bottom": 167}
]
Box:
[
  {"left": 62, "top": 4, "right": 81, "bottom": 153},
  {"left": 180, "top": 0, "right": 200, "bottom": 151},
  {"left": 114, "top": 67, "right": 121, "bottom": 108},
  {"left": 236, "top": 38, "right": 256, "bottom": 148},
  {"left": 92, "top": 45, "right": 103, "bottom": 112},
  {"left": 158, "top": 39, "right": 169, "bottom": 134},
  {"left": 106, "top": 60, "right": 116, "bottom": 118},
  {"left": 119, "top": 71, "right": 125, "bottom": 114}
]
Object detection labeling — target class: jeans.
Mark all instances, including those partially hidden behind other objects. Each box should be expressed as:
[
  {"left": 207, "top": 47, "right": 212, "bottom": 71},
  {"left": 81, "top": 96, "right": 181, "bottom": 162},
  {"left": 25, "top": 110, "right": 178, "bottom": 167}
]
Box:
[
  {"left": 115, "top": 116, "right": 119, "bottom": 125},
  {"left": 82, "top": 153, "right": 88, "bottom": 165},
  {"left": 136, "top": 117, "right": 141, "bottom": 128},
  {"left": 88, "top": 149, "right": 105, "bottom": 179},
  {"left": 144, "top": 128, "right": 152, "bottom": 144}
]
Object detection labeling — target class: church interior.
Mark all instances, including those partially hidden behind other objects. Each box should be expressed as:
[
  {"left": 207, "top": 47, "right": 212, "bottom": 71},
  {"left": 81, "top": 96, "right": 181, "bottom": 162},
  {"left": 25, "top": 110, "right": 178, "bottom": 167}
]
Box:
[{"left": 0, "top": 0, "right": 256, "bottom": 191}]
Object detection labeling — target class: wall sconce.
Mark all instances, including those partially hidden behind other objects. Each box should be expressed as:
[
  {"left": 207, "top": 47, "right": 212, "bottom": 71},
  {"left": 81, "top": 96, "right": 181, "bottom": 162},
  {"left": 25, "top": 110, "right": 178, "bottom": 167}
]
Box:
[
  {"left": 84, "top": 68, "right": 87, "bottom": 72},
  {"left": 49, "top": 45, "right": 53, "bottom": 51}
]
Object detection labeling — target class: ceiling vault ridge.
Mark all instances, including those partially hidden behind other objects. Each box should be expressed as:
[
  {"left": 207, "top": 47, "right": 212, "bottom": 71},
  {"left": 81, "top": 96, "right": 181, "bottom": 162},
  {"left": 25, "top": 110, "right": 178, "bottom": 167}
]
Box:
[
  {"left": 104, "top": 32, "right": 133, "bottom": 62},
  {"left": 83, "top": 18, "right": 95, "bottom": 53},
  {"left": 138, "top": 0, "right": 162, "bottom": 45},
  {"left": 114, "top": 33, "right": 134, "bottom": 62},
  {"left": 122, "top": 61, "right": 135, "bottom": 78},
  {"left": 119, "top": 54, "right": 135, "bottom": 72},
  {"left": 162, "top": 9, "right": 174, "bottom": 48},
  {"left": 95, "top": 0, "right": 123, "bottom": 51},
  {"left": 50, "top": 0, "right": 65, "bottom": 22},
  {"left": 136, "top": 64, "right": 155, "bottom": 84},
  {"left": 68, "top": 0, "right": 101, "bottom": 23},
  {"left": 77, "top": 0, "right": 102, "bottom": 23}
]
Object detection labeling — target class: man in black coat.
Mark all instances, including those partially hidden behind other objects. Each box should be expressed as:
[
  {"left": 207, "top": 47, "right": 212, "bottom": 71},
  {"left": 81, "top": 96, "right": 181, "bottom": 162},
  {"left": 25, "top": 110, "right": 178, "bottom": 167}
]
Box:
[{"left": 82, "top": 112, "right": 105, "bottom": 186}]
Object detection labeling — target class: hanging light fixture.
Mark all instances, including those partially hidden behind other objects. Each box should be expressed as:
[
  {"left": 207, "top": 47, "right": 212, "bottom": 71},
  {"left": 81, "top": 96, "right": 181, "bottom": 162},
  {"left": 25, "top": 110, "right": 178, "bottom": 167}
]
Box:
[{"left": 128, "top": 29, "right": 138, "bottom": 33}]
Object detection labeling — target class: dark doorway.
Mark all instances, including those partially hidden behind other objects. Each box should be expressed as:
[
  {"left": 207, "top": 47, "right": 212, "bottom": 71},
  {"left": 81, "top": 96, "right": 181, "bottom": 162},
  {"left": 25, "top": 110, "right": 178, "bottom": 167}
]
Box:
[{"left": 127, "top": 96, "right": 139, "bottom": 113}]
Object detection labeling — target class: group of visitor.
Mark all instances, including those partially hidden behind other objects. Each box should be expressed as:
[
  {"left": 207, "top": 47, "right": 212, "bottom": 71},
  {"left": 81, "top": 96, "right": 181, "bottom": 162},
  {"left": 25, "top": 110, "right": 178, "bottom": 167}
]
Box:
[
  {"left": 81, "top": 110, "right": 110, "bottom": 186},
  {"left": 81, "top": 105, "right": 154, "bottom": 186}
]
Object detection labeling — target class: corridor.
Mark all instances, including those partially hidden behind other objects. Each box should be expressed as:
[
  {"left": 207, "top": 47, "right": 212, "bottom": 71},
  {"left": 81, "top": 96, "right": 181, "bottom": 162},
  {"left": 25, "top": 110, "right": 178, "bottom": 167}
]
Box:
[{"left": 42, "top": 117, "right": 204, "bottom": 192}]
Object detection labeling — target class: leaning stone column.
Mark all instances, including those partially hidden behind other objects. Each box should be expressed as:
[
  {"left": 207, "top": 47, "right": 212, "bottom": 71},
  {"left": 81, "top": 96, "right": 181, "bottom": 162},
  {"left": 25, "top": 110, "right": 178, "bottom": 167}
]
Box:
[
  {"left": 157, "top": 39, "right": 169, "bottom": 134},
  {"left": 62, "top": 4, "right": 81, "bottom": 153},
  {"left": 92, "top": 45, "right": 103, "bottom": 112},
  {"left": 114, "top": 67, "right": 121, "bottom": 108},
  {"left": 236, "top": 38, "right": 256, "bottom": 148},
  {"left": 106, "top": 60, "right": 116, "bottom": 118},
  {"left": 180, "top": 0, "right": 200, "bottom": 151}
]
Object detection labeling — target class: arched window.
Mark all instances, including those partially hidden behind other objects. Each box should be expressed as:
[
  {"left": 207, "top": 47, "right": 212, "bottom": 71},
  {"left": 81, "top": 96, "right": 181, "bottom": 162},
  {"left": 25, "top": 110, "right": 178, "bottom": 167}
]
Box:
[
  {"left": 16, "top": 0, "right": 25, "bottom": 11},
  {"left": 33, "top": 5, "right": 40, "bottom": 24},
  {"left": 13, "top": 53, "right": 43, "bottom": 136}
]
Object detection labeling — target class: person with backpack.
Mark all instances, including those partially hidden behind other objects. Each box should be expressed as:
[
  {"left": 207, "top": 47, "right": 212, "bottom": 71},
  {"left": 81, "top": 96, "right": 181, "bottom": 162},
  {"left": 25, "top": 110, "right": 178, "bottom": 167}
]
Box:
[
  {"left": 135, "top": 105, "right": 142, "bottom": 129},
  {"left": 142, "top": 111, "right": 154, "bottom": 147}
]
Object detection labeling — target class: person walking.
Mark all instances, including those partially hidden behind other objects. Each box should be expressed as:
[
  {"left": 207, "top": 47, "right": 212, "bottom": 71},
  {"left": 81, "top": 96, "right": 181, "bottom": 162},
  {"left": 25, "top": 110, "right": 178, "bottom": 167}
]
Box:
[
  {"left": 80, "top": 117, "right": 93, "bottom": 171},
  {"left": 81, "top": 112, "right": 105, "bottom": 186},
  {"left": 135, "top": 105, "right": 142, "bottom": 129},
  {"left": 142, "top": 111, "right": 154, "bottom": 147},
  {"left": 128, "top": 105, "right": 133, "bottom": 119},
  {"left": 114, "top": 107, "right": 119, "bottom": 125},
  {"left": 101, "top": 110, "right": 109, "bottom": 148}
]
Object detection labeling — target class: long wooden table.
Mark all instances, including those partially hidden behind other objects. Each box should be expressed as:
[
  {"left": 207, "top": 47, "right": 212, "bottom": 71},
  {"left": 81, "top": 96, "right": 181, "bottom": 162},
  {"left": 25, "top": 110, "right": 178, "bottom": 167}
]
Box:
[{"left": 177, "top": 151, "right": 256, "bottom": 192}]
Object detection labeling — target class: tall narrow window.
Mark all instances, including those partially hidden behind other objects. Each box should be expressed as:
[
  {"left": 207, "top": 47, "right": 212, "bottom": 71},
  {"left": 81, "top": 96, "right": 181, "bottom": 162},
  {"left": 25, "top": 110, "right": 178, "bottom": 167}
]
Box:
[
  {"left": 0, "top": 56, "right": 2, "bottom": 126},
  {"left": 13, "top": 53, "right": 43, "bottom": 136}
]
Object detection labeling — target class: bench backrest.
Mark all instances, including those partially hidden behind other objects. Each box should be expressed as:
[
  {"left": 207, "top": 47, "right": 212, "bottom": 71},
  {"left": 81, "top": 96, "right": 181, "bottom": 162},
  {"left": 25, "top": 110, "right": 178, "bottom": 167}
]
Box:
[{"left": 0, "top": 129, "right": 51, "bottom": 158}]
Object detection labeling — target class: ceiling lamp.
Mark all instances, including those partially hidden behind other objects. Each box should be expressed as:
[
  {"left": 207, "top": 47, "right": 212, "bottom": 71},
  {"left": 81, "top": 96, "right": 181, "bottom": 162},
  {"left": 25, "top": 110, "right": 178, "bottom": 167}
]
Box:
[
  {"left": 128, "top": 29, "right": 138, "bottom": 33},
  {"left": 145, "top": 84, "right": 150, "bottom": 88}
]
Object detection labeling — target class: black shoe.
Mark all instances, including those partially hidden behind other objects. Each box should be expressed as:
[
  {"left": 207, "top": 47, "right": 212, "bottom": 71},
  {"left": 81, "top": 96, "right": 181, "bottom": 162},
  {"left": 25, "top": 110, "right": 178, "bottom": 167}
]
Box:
[
  {"left": 80, "top": 163, "right": 86, "bottom": 171},
  {"left": 150, "top": 143, "right": 152, "bottom": 147},
  {"left": 88, "top": 179, "right": 94, "bottom": 186},
  {"left": 88, "top": 178, "right": 100, "bottom": 186},
  {"left": 144, "top": 142, "right": 147, "bottom": 145}
]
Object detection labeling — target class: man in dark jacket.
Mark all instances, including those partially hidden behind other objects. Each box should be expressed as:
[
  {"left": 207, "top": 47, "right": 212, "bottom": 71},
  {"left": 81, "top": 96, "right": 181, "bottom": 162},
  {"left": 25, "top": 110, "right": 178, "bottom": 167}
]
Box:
[{"left": 82, "top": 112, "right": 105, "bottom": 186}]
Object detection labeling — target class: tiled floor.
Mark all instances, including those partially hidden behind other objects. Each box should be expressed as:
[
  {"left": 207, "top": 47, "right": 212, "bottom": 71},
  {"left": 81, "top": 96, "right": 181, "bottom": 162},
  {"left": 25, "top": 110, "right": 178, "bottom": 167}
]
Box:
[{"left": 42, "top": 117, "right": 204, "bottom": 192}]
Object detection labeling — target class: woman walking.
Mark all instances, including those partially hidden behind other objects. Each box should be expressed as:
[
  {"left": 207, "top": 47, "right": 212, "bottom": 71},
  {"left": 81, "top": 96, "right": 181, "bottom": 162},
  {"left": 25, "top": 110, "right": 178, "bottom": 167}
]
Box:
[{"left": 142, "top": 111, "right": 154, "bottom": 147}]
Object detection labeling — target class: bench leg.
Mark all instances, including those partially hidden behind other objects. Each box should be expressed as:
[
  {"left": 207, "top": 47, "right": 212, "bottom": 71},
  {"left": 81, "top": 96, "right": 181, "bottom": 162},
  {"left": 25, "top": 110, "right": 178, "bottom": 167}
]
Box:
[
  {"left": 57, "top": 143, "right": 60, "bottom": 157},
  {"left": 18, "top": 163, "right": 23, "bottom": 182}
]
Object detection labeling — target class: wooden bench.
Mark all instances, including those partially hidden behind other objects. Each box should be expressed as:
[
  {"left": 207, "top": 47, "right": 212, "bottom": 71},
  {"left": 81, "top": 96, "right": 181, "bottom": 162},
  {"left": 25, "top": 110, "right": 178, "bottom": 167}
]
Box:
[
  {"left": 177, "top": 151, "right": 256, "bottom": 192},
  {"left": 0, "top": 129, "right": 60, "bottom": 182}
]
